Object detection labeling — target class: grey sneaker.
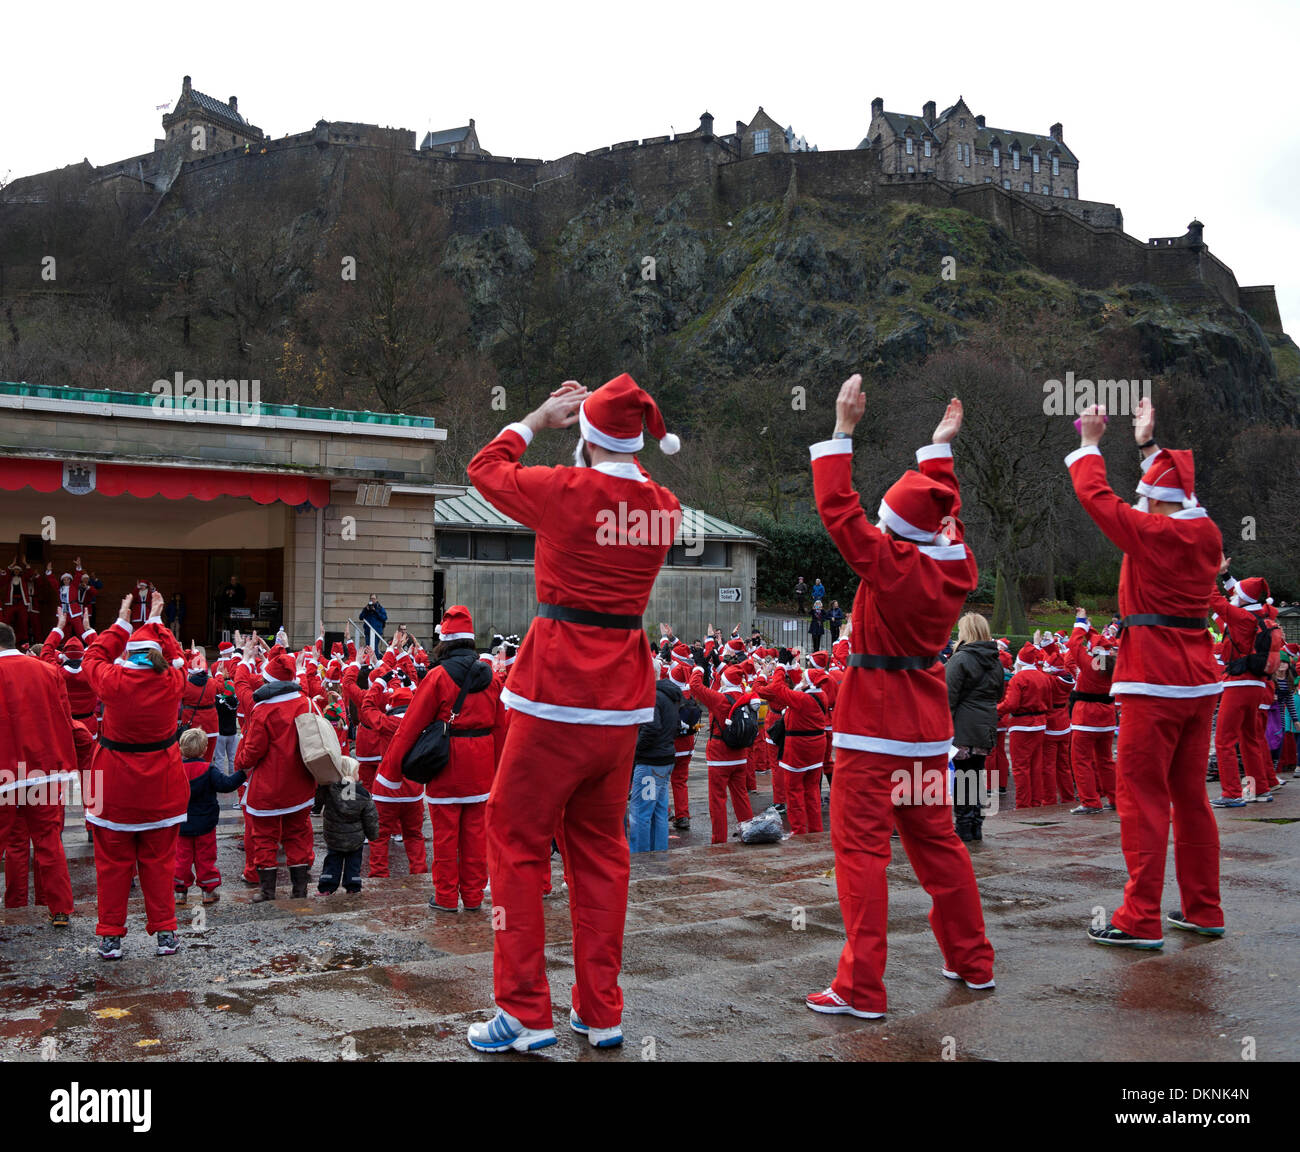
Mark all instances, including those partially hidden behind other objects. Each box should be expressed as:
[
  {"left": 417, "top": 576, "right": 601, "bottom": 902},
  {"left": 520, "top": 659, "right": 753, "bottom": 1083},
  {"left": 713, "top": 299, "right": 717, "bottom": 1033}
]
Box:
[
  {"left": 155, "top": 931, "right": 179, "bottom": 956},
  {"left": 98, "top": 936, "right": 123, "bottom": 961}
]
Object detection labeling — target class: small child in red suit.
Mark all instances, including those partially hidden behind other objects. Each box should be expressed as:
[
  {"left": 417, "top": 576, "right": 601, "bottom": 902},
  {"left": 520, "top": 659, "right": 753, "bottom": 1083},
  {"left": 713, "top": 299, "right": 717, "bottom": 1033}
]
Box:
[{"left": 175, "top": 728, "right": 246, "bottom": 905}]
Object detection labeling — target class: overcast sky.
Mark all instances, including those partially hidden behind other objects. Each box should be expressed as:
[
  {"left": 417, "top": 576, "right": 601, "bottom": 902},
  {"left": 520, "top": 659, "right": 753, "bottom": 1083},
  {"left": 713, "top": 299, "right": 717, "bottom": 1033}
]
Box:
[{"left": 3, "top": 0, "right": 1297, "bottom": 338}]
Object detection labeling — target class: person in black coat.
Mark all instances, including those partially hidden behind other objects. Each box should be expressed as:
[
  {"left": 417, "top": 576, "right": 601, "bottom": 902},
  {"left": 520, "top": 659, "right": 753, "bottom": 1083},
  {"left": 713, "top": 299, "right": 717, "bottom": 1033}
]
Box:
[
  {"left": 629, "top": 677, "right": 682, "bottom": 853},
  {"left": 176, "top": 727, "right": 246, "bottom": 904},
  {"left": 945, "top": 614, "right": 1006, "bottom": 842},
  {"left": 317, "top": 758, "right": 380, "bottom": 894},
  {"left": 809, "top": 602, "right": 826, "bottom": 653}
]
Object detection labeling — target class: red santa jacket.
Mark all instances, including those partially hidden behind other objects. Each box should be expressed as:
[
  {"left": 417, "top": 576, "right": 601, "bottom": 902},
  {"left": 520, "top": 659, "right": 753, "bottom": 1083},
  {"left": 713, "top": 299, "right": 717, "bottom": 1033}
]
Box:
[
  {"left": 40, "top": 628, "right": 100, "bottom": 721},
  {"left": 1209, "top": 586, "right": 1271, "bottom": 694},
  {"left": 997, "top": 667, "right": 1053, "bottom": 732},
  {"left": 181, "top": 673, "right": 220, "bottom": 739},
  {"left": 360, "top": 681, "right": 425, "bottom": 803},
  {"left": 380, "top": 655, "right": 506, "bottom": 803},
  {"left": 234, "top": 679, "right": 316, "bottom": 816},
  {"left": 689, "top": 667, "right": 756, "bottom": 767},
  {"left": 811, "top": 439, "right": 977, "bottom": 759},
  {"left": 81, "top": 619, "right": 189, "bottom": 830},
  {"left": 467, "top": 423, "right": 681, "bottom": 725},
  {"left": 232, "top": 658, "right": 258, "bottom": 723},
  {"left": 0, "top": 648, "right": 77, "bottom": 800},
  {"left": 1066, "top": 447, "right": 1221, "bottom": 698},
  {"left": 1040, "top": 662, "right": 1075, "bottom": 736},
  {"left": 1065, "top": 623, "right": 1117, "bottom": 732},
  {"left": 343, "top": 662, "right": 386, "bottom": 771},
  {"left": 755, "top": 669, "right": 828, "bottom": 772}
]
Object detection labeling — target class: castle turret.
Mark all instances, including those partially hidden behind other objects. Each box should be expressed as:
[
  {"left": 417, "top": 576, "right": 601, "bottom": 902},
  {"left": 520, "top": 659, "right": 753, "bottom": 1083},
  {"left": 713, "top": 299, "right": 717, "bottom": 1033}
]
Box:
[
  {"left": 698, "top": 111, "right": 714, "bottom": 137},
  {"left": 975, "top": 114, "right": 985, "bottom": 128},
  {"left": 1050, "top": 121, "right": 1063, "bottom": 142},
  {"left": 923, "top": 100, "right": 936, "bottom": 127},
  {"left": 871, "top": 96, "right": 884, "bottom": 118},
  {"left": 1186, "top": 219, "right": 1204, "bottom": 247},
  {"left": 230, "top": 96, "right": 238, "bottom": 112}
]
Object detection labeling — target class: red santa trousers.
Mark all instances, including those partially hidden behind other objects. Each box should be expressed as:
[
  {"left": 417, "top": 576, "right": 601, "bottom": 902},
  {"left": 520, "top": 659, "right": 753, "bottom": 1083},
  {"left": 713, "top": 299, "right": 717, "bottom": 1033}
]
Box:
[
  {"left": 1007, "top": 730, "right": 1045, "bottom": 809},
  {"left": 486, "top": 711, "right": 638, "bottom": 1031},
  {"left": 248, "top": 809, "right": 314, "bottom": 869},
  {"left": 707, "top": 759, "right": 753, "bottom": 844},
  {"left": 986, "top": 731, "right": 1007, "bottom": 794},
  {"left": 1071, "top": 729, "right": 1116, "bottom": 808},
  {"left": 368, "top": 801, "right": 427, "bottom": 877},
  {"left": 669, "top": 750, "right": 692, "bottom": 820},
  {"left": 175, "top": 830, "right": 220, "bottom": 891},
  {"left": 1110, "top": 693, "right": 1222, "bottom": 940},
  {"left": 93, "top": 824, "right": 179, "bottom": 936},
  {"left": 829, "top": 749, "right": 994, "bottom": 1014},
  {"left": 239, "top": 787, "right": 258, "bottom": 883},
  {"left": 2, "top": 799, "right": 73, "bottom": 913},
  {"left": 782, "top": 767, "right": 824, "bottom": 835},
  {"left": 1046, "top": 735, "right": 1074, "bottom": 803},
  {"left": 1252, "top": 686, "right": 1279, "bottom": 791},
  {"left": 428, "top": 800, "right": 487, "bottom": 909},
  {"left": 1215, "top": 686, "right": 1272, "bottom": 799}
]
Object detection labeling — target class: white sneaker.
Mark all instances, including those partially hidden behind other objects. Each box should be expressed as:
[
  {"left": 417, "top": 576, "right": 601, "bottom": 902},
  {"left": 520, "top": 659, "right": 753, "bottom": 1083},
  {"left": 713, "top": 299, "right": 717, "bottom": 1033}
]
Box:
[
  {"left": 942, "top": 968, "right": 995, "bottom": 990},
  {"left": 804, "top": 987, "right": 884, "bottom": 1018},
  {"left": 466, "top": 1008, "right": 557, "bottom": 1054},
  {"left": 569, "top": 1008, "right": 623, "bottom": 1048}
]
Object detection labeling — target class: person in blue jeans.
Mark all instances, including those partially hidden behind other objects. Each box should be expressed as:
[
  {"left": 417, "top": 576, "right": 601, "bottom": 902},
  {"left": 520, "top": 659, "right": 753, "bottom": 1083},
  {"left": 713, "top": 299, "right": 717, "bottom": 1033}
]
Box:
[{"left": 628, "top": 676, "right": 682, "bottom": 852}]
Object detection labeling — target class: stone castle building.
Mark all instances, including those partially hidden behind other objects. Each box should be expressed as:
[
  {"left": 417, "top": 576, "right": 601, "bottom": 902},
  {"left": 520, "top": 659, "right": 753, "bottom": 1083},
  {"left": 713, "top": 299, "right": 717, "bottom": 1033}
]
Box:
[{"left": 0, "top": 77, "right": 1284, "bottom": 332}]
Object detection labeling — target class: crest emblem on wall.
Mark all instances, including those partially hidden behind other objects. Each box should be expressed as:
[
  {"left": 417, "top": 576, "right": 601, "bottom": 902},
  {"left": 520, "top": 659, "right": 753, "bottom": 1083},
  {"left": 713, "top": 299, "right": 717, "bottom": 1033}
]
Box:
[{"left": 62, "top": 462, "right": 96, "bottom": 495}]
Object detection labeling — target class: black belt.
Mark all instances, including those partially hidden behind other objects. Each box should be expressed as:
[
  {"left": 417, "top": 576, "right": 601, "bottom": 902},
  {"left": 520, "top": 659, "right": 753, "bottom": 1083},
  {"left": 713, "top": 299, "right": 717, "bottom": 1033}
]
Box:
[
  {"left": 785, "top": 728, "right": 826, "bottom": 738},
  {"left": 450, "top": 727, "right": 492, "bottom": 738},
  {"left": 848, "top": 653, "right": 939, "bottom": 671},
  {"left": 1120, "top": 614, "right": 1207, "bottom": 630},
  {"left": 1072, "top": 691, "right": 1114, "bottom": 705},
  {"left": 1010, "top": 710, "right": 1045, "bottom": 717},
  {"left": 97, "top": 732, "right": 178, "bottom": 754},
  {"left": 72, "top": 712, "right": 95, "bottom": 720},
  {"left": 537, "top": 602, "right": 643, "bottom": 630}
]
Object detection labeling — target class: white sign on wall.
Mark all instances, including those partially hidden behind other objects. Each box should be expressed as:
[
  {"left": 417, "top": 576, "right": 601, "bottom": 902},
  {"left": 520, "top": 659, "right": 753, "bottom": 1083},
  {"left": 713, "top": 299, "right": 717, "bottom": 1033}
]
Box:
[{"left": 717, "top": 587, "right": 742, "bottom": 603}]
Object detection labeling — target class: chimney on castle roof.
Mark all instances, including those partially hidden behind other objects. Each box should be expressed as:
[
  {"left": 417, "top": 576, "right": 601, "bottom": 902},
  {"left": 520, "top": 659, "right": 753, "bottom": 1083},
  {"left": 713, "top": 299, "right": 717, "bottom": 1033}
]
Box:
[
  {"left": 229, "top": 96, "right": 238, "bottom": 111},
  {"left": 182, "top": 75, "right": 192, "bottom": 95},
  {"left": 699, "top": 111, "right": 714, "bottom": 137},
  {"left": 975, "top": 114, "right": 985, "bottom": 128},
  {"left": 923, "top": 100, "right": 936, "bottom": 127},
  {"left": 1050, "top": 122, "right": 1063, "bottom": 142},
  {"left": 871, "top": 96, "right": 884, "bottom": 118},
  {"left": 736, "top": 120, "right": 746, "bottom": 139},
  {"left": 469, "top": 118, "right": 475, "bottom": 128}
]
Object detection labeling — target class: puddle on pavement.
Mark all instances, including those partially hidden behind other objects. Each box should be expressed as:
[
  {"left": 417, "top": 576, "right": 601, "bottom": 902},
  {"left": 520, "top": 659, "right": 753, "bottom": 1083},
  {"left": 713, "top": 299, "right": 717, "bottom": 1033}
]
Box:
[{"left": 241, "top": 947, "right": 381, "bottom": 978}]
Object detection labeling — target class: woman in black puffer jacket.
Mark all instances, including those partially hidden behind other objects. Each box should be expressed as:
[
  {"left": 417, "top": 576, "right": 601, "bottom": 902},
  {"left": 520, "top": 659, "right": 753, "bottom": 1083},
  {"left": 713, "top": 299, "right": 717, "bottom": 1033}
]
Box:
[{"left": 946, "top": 613, "right": 1006, "bottom": 842}]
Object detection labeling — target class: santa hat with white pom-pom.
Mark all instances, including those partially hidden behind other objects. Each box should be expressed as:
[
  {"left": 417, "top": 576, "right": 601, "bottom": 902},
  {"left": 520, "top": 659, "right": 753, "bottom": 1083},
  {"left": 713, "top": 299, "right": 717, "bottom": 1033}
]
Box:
[{"left": 578, "top": 372, "right": 680, "bottom": 455}]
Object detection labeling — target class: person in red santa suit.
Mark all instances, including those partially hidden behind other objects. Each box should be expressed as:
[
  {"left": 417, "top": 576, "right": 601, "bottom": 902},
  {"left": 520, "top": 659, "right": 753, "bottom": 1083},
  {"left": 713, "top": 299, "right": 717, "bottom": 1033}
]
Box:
[
  {"left": 1037, "top": 634, "right": 1077, "bottom": 805},
  {"left": 1209, "top": 563, "right": 1281, "bottom": 804},
  {"left": 81, "top": 592, "right": 190, "bottom": 958},
  {"left": 1065, "top": 610, "right": 1118, "bottom": 813},
  {"left": 666, "top": 646, "right": 699, "bottom": 830},
  {"left": 756, "top": 664, "right": 830, "bottom": 835},
  {"left": 4, "top": 558, "right": 37, "bottom": 648},
  {"left": 41, "top": 613, "right": 101, "bottom": 735},
  {"left": 234, "top": 647, "right": 318, "bottom": 902},
  {"left": 805, "top": 377, "right": 994, "bottom": 1018},
  {"left": 1069, "top": 398, "right": 1224, "bottom": 947},
  {"left": 380, "top": 605, "right": 506, "bottom": 911},
  {"left": 0, "top": 619, "right": 78, "bottom": 926},
  {"left": 180, "top": 650, "right": 221, "bottom": 762},
  {"left": 358, "top": 677, "right": 429, "bottom": 879},
  {"left": 462, "top": 373, "right": 681, "bottom": 1053},
  {"left": 689, "top": 662, "right": 758, "bottom": 844},
  {"left": 997, "top": 644, "right": 1052, "bottom": 809},
  {"left": 128, "top": 580, "right": 154, "bottom": 628},
  {"left": 228, "top": 633, "right": 263, "bottom": 885}
]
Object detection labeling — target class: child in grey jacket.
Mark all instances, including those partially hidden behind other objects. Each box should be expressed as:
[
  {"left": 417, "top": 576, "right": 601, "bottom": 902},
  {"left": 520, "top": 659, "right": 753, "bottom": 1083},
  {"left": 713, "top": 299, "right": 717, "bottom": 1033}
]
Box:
[{"left": 317, "top": 757, "right": 380, "bottom": 895}]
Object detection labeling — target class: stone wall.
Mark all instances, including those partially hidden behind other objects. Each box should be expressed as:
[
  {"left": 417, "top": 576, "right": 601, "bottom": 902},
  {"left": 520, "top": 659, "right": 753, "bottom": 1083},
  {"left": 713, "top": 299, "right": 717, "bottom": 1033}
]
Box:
[{"left": 1240, "top": 286, "right": 1283, "bottom": 334}]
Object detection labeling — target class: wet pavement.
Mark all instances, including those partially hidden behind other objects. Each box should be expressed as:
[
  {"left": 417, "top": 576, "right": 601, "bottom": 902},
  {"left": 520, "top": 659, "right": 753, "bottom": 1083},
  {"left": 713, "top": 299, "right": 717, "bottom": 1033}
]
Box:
[{"left": 1, "top": 761, "right": 1296, "bottom": 1062}]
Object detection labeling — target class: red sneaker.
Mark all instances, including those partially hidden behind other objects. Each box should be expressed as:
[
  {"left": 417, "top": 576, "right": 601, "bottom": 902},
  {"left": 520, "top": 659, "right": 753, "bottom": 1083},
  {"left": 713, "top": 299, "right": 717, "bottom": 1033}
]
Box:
[{"left": 804, "top": 988, "right": 884, "bottom": 1019}]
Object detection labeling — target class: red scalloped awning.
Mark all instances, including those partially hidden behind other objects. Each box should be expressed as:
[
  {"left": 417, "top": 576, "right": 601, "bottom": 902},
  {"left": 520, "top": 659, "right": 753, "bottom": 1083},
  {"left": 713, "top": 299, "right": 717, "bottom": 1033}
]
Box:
[{"left": 0, "top": 458, "right": 330, "bottom": 508}]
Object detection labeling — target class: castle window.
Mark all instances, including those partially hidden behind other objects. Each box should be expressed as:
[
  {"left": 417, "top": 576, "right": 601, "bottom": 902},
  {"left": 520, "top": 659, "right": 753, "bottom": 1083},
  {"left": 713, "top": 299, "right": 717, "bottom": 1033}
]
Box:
[
  {"left": 1023, "top": 182, "right": 1031, "bottom": 192},
  {"left": 753, "top": 129, "right": 769, "bottom": 154},
  {"left": 984, "top": 176, "right": 992, "bottom": 183},
  {"left": 1032, "top": 152, "right": 1040, "bottom": 173},
  {"left": 905, "top": 136, "right": 913, "bottom": 155},
  {"left": 992, "top": 146, "right": 1000, "bottom": 167},
  {"left": 907, "top": 166, "right": 915, "bottom": 174},
  {"left": 923, "top": 139, "right": 931, "bottom": 157},
  {"left": 1003, "top": 179, "right": 1011, "bottom": 189},
  {"left": 959, "top": 118, "right": 966, "bottom": 127},
  {"left": 1042, "top": 185, "right": 1050, "bottom": 195},
  {"left": 1052, "top": 155, "right": 1060, "bottom": 176},
  {"left": 957, "top": 175, "right": 964, "bottom": 183},
  {"left": 1012, "top": 148, "right": 1020, "bottom": 170},
  {"left": 1062, "top": 187, "right": 1071, "bottom": 198}
]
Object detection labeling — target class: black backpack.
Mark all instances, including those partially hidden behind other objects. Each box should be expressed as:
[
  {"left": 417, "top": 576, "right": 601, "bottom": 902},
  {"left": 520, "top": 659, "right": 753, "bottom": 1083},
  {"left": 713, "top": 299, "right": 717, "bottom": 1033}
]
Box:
[
  {"left": 401, "top": 675, "right": 474, "bottom": 785},
  {"left": 716, "top": 699, "right": 759, "bottom": 749},
  {"left": 679, "top": 697, "right": 702, "bottom": 736},
  {"left": 1226, "top": 616, "right": 1282, "bottom": 678}
]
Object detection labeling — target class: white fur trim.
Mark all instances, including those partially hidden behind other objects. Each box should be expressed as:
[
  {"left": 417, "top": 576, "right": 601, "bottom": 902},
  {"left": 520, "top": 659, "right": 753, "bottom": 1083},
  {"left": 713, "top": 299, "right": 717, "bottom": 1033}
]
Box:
[
  {"left": 1110, "top": 681, "right": 1222, "bottom": 698},
  {"left": 372, "top": 793, "right": 425, "bottom": 803},
  {"left": 85, "top": 811, "right": 187, "bottom": 832},
  {"left": 809, "top": 439, "right": 853, "bottom": 460},
  {"left": 915, "top": 443, "right": 953, "bottom": 462},
  {"left": 779, "top": 760, "right": 824, "bottom": 772},
  {"left": 1071, "top": 724, "right": 1116, "bottom": 733},
  {"left": 1064, "top": 445, "right": 1102, "bottom": 467},
  {"left": 659, "top": 433, "right": 681, "bottom": 454},
  {"left": 502, "top": 421, "right": 533, "bottom": 446},
  {"left": 242, "top": 798, "right": 315, "bottom": 817},
  {"left": 500, "top": 688, "right": 652, "bottom": 726},
  {"left": 579, "top": 403, "right": 643, "bottom": 453},
  {"left": 918, "top": 542, "right": 967, "bottom": 561},
  {"left": 1006, "top": 723, "right": 1047, "bottom": 733},
  {"left": 591, "top": 461, "right": 647, "bottom": 482},
  {"left": 705, "top": 759, "right": 748, "bottom": 767},
  {"left": 424, "top": 793, "right": 491, "bottom": 805},
  {"left": 877, "top": 499, "right": 948, "bottom": 546},
  {"left": 439, "top": 631, "right": 476, "bottom": 641},
  {"left": 831, "top": 733, "right": 953, "bottom": 757}
]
